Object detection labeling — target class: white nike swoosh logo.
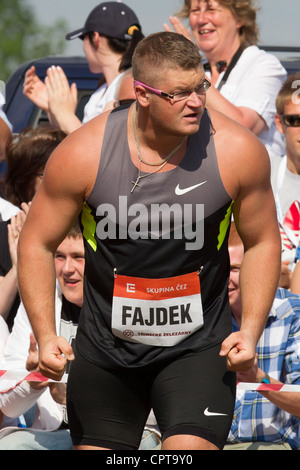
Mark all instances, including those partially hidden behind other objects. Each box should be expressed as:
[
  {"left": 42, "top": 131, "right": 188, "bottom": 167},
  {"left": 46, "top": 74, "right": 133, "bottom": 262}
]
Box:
[
  {"left": 204, "top": 407, "right": 228, "bottom": 417},
  {"left": 175, "top": 181, "right": 207, "bottom": 196}
]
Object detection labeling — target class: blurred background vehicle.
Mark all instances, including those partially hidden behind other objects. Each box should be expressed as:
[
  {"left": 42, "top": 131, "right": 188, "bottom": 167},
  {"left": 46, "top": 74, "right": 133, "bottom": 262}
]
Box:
[
  {"left": 4, "top": 47, "right": 300, "bottom": 133},
  {"left": 4, "top": 55, "right": 101, "bottom": 133}
]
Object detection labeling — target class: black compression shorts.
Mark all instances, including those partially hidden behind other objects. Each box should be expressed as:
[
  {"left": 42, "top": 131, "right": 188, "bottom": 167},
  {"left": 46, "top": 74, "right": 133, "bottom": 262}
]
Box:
[{"left": 67, "top": 342, "right": 236, "bottom": 450}]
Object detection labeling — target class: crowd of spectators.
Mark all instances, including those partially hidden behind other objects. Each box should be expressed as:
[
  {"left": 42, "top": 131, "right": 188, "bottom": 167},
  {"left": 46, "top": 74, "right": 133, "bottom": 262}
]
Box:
[{"left": 0, "top": 0, "right": 299, "bottom": 451}]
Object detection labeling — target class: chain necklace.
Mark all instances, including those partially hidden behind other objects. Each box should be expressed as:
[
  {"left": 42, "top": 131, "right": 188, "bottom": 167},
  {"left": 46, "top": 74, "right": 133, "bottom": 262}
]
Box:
[{"left": 131, "top": 103, "right": 187, "bottom": 193}]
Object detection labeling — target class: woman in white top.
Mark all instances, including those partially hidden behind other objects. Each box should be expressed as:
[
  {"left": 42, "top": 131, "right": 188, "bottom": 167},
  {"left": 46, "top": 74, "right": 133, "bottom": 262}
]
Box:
[{"left": 165, "top": 0, "right": 287, "bottom": 156}]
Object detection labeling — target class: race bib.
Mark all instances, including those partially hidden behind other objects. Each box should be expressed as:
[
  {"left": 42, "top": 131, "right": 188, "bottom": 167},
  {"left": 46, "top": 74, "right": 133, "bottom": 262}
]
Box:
[{"left": 112, "top": 271, "right": 204, "bottom": 346}]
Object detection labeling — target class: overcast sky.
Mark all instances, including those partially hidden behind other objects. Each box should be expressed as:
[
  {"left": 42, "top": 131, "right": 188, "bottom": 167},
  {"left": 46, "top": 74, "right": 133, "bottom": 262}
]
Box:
[{"left": 26, "top": 0, "right": 300, "bottom": 56}]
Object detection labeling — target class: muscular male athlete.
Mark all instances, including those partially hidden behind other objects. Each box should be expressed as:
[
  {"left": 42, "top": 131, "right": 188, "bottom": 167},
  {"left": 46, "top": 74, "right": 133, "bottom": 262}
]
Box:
[{"left": 18, "top": 32, "right": 281, "bottom": 450}]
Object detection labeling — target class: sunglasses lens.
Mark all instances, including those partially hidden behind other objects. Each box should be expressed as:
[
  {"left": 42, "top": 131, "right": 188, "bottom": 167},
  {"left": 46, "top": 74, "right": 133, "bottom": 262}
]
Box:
[{"left": 283, "top": 115, "right": 300, "bottom": 127}]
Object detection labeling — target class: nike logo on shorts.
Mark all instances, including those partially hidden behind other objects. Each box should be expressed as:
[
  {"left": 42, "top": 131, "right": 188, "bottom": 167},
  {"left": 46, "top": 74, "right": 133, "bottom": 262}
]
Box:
[
  {"left": 175, "top": 181, "right": 207, "bottom": 196},
  {"left": 204, "top": 407, "right": 228, "bottom": 417}
]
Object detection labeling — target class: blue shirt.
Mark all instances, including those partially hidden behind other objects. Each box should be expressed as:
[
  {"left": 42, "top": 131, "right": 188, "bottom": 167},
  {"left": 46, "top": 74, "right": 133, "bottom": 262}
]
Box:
[{"left": 228, "top": 288, "right": 300, "bottom": 449}]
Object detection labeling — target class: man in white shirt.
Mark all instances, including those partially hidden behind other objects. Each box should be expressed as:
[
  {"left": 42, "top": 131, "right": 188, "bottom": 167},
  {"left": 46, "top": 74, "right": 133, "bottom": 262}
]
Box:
[
  {"left": 0, "top": 224, "right": 84, "bottom": 450},
  {"left": 270, "top": 73, "right": 300, "bottom": 284}
]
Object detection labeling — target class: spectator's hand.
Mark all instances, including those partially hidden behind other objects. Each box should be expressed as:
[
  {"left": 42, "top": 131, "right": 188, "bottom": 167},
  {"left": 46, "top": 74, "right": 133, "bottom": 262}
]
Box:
[
  {"left": 7, "top": 203, "right": 30, "bottom": 269},
  {"left": 26, "top": 333, "right": 49, "bottom": 390},
  {"left": 45, "top": 66, "right": 78, "bottom": 133},
  {"left": 7, "top": 215, "right": 21, "bottom": 269},
  {"left": 163, "top": 16, "right": 193, "bottom": 42},
  {"left": 23, "top": 65, "right": 50, "bottom": 112},
  {"left": 26, "top": 333, "right": 39, "bottom": 371}
]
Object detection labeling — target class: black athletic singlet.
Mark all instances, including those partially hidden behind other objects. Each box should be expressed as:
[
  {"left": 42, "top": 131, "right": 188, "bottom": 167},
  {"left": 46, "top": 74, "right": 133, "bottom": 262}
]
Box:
[{"left": 76, "top": 105, "right": 233, "bottom": 368}]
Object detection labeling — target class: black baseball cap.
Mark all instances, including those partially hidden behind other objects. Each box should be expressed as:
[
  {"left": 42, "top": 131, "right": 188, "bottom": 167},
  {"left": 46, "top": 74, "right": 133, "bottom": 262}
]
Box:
[{"left": 66, "top": 1, "right": 141, "bottom": 41}]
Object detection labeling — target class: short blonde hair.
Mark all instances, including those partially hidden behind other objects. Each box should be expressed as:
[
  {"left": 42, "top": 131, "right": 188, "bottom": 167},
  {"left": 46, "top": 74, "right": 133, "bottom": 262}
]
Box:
[
  {"left": 177, "top": 0, "right": 259, "bottom": 47},
  {"left": 132, "top": 31, "right": 202, "bottom": 84},
  {"left": 275, "top": 72, "right": 300, "bottom": 115}
]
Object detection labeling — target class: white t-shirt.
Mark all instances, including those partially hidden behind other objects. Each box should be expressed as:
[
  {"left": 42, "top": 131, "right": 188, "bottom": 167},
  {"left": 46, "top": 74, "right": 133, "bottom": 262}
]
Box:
[
  {"left": 270, "top": 154, "right": 300, "bottom": 266},
  {"left": 82, "top": 72, "right": 125, "bottom": 124},
  {"left": 0, "top": 286, "right": 72, "bottom": 431},
  {"left": 0, "top": 198, "right": 19, "bottom": 222},
  {"left": 206, "top": 46, "right": 287, "bottom": 157}
]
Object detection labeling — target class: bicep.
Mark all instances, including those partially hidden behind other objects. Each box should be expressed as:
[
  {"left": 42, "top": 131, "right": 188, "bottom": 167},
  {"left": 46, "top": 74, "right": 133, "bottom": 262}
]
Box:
[
  {"left": 232, "top": 139, "right": 280, "bottom": 250},
  {"left": 23, "top": 184, "right": 82, "bottom": 254},
  {"left": 233, "top": 185, "right": 279, "bottom": 250},
  {"left": 20, "top": 139, "right": 89, "bottom": 254}
]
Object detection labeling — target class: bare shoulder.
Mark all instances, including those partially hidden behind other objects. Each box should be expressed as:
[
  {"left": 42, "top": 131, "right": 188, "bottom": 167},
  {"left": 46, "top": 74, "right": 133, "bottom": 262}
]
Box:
[
  {"left": 208, "top": 108, "right": 271, "bottom": 199},
  {"left": 44, "top": 111, "right": 110, "bottom": 199}
]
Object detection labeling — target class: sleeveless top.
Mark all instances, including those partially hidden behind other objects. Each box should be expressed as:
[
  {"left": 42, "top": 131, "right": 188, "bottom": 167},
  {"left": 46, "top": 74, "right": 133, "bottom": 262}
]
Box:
[{"left": 76, "top": 105, "right": 233, "bottom": 368}]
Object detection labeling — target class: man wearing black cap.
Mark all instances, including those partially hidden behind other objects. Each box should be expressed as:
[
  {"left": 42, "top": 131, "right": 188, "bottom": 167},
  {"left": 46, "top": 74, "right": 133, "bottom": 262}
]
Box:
[
  {"left": 23, "top": 1, "right": 143, "bottom": 134},
  {"left": 66, "top": 1, "right": 140, "bottom": 41}
]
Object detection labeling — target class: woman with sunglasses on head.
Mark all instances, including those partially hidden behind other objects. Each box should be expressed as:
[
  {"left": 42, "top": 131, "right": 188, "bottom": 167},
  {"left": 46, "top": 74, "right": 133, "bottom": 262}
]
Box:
[
  {"left": 270, "top": 73, "right": 300, "bottom": 288},
  {"left": 165, "top": 0, "right": 287, "bottom": 158},
  {"left": 0, "top": 127, "right": 66, "bottom": 331}
]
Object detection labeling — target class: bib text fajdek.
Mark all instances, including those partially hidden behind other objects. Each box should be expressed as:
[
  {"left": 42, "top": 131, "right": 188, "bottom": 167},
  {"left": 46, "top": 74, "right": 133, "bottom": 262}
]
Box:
[{"left": 112, "top": 271, "right": 204, "bottom": 346}]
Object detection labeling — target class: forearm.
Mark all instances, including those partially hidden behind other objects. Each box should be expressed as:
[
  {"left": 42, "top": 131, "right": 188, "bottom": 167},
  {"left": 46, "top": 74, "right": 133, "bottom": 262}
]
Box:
[
  {"left": 0, "top": 381, "right": 45, "bottom": 418},
  {"left": 221, "top": 239, "right": 281, "bottom": 370},
  {"left": 206, "top": 87, "right": 265, "bottom": 135},
  {"left": 47, "top": 110, "right": 82, "bottom": 135},
  {"left": 239, "top": 244, "right": 280, "bottom": 344},
  {"left": 18, "top": 244, "right": 57, "bottom": 346},
  {"left": 45, "top": 67, "right": 79, "bottom": 135},
  {"left": 58, "top": 114, "right": 82, "bottom": 135},
  {"left": 251, "top": 369, "right": 300, "bottom": 418},
  {"left": 18, "top": 235, "right": 75, "bottom": 380}
]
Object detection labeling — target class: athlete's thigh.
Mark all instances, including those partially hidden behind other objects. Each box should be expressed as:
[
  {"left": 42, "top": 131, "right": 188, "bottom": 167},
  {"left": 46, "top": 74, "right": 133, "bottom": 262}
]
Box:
[
  {"left": 67, "top": 351, "right": 151, "bottom": 450},
  {"left": 152, "top": 343, "right": 236, "bottom": 450}
]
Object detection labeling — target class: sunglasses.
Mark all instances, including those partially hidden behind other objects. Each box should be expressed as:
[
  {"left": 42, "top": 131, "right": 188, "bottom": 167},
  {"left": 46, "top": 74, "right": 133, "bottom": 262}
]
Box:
[{"left": 281, "top": 114, "right": 300, "bottom": 127}]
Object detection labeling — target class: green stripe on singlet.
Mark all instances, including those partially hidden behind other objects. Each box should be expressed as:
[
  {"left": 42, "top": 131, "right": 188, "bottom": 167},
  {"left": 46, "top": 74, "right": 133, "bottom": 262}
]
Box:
[
  {"left": 80, "top": 200, "right": 233, "bottom": 253},
  {"left": 81, "top": 202, "right": 97, "bottom": 252},
  {"left": 217, "top": 201, "right": 234, "bottom": 251}
]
